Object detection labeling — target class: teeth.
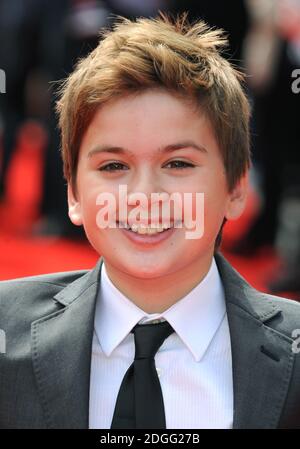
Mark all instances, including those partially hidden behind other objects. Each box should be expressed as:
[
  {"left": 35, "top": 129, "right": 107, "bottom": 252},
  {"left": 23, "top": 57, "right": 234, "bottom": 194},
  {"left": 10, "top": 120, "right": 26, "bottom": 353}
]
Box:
[
  {"left": 131, "top": 223, "right": 169, "bottom": 234},
  {"left": 118, "top": 220, "right": 183, "bottom": 234},
  {"left": 119, "top": 222, "right": 172, "bottom": 234}
]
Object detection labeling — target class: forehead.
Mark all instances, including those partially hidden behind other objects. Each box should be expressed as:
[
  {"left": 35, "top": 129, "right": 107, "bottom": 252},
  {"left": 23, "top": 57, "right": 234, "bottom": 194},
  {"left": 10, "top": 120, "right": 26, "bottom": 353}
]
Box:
[
  {"left": 79, "top": 89, "right": 218, "bottom": 158},
  {"left": 94, "top": 88, "right": 200, "bottom": 121}
]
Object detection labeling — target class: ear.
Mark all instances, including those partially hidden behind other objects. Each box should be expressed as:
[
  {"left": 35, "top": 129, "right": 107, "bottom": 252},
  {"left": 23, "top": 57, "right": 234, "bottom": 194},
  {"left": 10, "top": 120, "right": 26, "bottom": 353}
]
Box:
[
  {"left": 67, "top": 184, "right": 83, "bottom": 226},
  {"left": 225, "top": 172, "right": 249, "bottom": 221}
]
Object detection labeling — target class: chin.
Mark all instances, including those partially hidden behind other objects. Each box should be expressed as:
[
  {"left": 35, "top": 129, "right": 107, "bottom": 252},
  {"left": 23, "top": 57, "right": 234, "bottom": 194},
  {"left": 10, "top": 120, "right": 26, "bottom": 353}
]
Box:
[{"left": 119, "top": 261, "right": 172, "bottom": 280}]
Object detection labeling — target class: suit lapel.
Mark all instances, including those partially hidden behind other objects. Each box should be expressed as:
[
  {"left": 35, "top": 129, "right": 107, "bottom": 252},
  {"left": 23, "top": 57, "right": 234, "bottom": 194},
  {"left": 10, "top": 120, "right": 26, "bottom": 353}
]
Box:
[
  {"left": 31, "top": 258, "right": 104, "bottom": 429},
  {"left": 215, "top": 253, "right": 295, "bottom": 429}
]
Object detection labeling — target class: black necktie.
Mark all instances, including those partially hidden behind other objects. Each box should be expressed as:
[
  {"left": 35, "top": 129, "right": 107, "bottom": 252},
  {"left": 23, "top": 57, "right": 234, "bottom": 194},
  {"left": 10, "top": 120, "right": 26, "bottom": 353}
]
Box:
[{"left": 110, "top": 320, "right": 174, "bottom": 429}]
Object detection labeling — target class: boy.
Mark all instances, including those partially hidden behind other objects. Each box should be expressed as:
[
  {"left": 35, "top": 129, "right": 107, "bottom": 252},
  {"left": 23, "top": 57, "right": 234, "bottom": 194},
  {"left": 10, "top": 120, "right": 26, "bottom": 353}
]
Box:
[{"left": 0, "top": 13, "right": 300, "bottom": 429}]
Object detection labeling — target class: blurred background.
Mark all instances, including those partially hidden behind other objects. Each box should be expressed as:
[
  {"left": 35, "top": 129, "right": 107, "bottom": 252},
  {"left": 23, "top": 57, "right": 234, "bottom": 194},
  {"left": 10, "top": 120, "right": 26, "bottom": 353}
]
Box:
[{"left": 0, "top": 0, "right": 299, "bottom": 300}]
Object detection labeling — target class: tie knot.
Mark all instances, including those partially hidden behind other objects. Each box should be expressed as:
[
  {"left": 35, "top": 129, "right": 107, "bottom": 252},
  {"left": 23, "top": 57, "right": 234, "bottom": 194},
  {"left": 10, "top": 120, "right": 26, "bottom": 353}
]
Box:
[{"left": 131, "top": 321, "right": 174, "bottom": 360}]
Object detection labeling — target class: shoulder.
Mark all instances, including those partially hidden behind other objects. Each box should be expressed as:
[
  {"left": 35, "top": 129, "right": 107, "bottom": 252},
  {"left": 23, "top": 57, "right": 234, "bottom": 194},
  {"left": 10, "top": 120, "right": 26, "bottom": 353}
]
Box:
[
  {"left": 0, "top": 269, "right": 90, "bottom": 325},
  {"left": 0, "top": 269, "right": 89, "bottom": 295},
  {"left": 214, "top": 252, "right": 300, "bottom": 337},
  {"left": 261, "top": 291, "right": 300, "bottom": 337}
]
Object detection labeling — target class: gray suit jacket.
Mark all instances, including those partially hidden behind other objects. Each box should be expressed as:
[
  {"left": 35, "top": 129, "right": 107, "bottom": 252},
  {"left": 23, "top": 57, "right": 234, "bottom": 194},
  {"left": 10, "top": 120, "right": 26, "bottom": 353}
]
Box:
[{"left": 0, "top": 252, "right": 300, "bottom": 429}]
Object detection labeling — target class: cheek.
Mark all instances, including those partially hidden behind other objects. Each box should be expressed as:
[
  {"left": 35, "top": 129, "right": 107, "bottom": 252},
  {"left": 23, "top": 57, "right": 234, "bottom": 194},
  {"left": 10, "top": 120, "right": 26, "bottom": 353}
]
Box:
[
  {"left": 187, "top": 177, "right": 227, "bottom": 217},
  {"left": 191, "top": 179, "right": 228, "bottom": 234},
  {"left": 77, "top": 170, "right": 115, "bottom": 219}
]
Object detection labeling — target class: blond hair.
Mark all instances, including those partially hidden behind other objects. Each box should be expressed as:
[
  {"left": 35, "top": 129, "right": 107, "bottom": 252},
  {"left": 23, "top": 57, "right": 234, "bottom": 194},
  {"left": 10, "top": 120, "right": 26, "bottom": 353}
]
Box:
[{"left": 56, "top": 12, "right": 251, "bottom": 248}]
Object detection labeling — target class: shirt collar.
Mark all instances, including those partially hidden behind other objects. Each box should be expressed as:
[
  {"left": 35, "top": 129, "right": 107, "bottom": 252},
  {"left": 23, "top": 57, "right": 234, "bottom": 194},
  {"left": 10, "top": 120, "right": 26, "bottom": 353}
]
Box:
[{"left": 94, "top": 257, "right": 226, "bottom": 362}]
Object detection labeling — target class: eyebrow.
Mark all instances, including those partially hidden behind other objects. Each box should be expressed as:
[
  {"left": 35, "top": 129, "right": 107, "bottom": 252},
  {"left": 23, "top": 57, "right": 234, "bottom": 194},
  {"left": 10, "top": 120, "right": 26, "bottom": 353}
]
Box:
[{"left": 87, "top": 141, "right": 207, "bottom": 158}]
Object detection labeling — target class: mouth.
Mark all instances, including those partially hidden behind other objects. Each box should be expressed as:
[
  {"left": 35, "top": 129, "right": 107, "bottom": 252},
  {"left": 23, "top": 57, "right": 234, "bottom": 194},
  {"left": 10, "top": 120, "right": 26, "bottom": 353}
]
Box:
[
  {"left": 117, "top": 220, "right": 181, "bottom": 234},
  {"left": 116, "top": 220, "right": 181, "bottom": 245}
]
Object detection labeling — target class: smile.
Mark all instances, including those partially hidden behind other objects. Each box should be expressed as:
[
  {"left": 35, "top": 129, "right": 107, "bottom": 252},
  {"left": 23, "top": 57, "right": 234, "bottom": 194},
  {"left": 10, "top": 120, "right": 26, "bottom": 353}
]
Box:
[
  {"left": 119, "top": 222, "right": 172, "bottom": 234},
  {"left": 117, "top": 221, "right": 178, "bottom": 245}
]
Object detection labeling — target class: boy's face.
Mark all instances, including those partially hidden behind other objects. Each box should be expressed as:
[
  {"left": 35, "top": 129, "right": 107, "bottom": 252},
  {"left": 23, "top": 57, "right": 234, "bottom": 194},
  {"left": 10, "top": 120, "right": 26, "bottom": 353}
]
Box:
[{"left": 68, "top": 89, "right": 247, "bottom": 279}]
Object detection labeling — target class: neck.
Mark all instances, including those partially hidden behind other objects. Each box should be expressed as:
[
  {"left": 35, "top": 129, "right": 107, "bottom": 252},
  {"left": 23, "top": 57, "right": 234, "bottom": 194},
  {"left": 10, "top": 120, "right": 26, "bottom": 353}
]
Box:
[{"left": 103, "top": 252, "right": 214, "bottom": 313}]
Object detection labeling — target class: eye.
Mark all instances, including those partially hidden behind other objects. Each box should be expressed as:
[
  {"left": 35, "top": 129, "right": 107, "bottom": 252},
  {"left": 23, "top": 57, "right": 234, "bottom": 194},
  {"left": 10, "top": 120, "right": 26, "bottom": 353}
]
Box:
[
  {"left": 98, "top": 162, "right": 129, "bottom": 172},
  {"left": 164, "top": 160, "right": 195, "bottom": 169}
]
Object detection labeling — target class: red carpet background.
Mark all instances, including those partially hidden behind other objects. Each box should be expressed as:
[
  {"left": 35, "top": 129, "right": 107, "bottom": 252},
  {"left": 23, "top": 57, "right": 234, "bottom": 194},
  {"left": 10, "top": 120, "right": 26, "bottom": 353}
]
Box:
[{"left": 0, "top": 122, "right": 285, "bottom": 296}]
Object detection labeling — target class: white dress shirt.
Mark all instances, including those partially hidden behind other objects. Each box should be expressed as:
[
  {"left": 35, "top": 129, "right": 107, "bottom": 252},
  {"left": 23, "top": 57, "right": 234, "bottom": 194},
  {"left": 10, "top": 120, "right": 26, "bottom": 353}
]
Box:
[{"left": 89, "top": 257, "right": 233, "bottom": 429}]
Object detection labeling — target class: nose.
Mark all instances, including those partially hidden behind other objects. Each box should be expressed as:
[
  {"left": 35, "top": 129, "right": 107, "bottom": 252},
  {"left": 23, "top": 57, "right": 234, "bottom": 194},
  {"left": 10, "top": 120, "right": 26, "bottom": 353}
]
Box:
[
  {"left": 127, "top": 169, "right": 162, "bottom": 203},
  {"left": 126, "top": 169, "right": 168, "bottom": 219}
]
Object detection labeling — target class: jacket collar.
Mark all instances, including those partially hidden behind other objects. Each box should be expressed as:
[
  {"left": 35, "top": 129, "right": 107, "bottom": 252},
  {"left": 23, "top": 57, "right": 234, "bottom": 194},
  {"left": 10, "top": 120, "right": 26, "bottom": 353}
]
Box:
[
  {"left": 31, "top": 258, "right": 104, "bottom": 429},
  {"left": 214, "top": 252, "right": 295, "bottom": 429},
  {"left": 31, "top": 253, "right": 295, "bottom": 428}
]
